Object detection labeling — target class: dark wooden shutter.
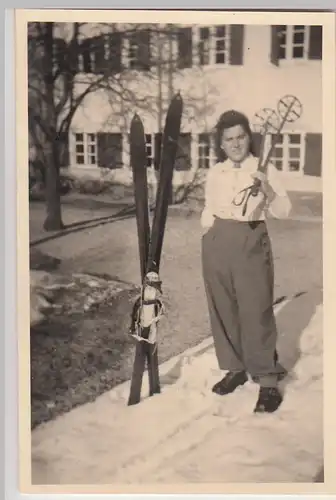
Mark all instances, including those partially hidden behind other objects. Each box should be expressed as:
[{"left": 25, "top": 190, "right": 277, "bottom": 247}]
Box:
[
  {"left": 81, "top": 38, "right": 93, "bottom": 73},
  {"left": 68, "top": 35, "right": 80, "bottom": 74},
  {"left": 252, "top": 132, "right": 263, "bottom": 157},
  {"left": 56, "top": 132, "right": 69, "bottom": 167},
  {"left": 109, "top": 32, "right": 122, "bottom": 73},
  {"left": 154, "top": 133, "right": 163, "bottom": 171},
  {"left": 304, "top": 133, "right": 322, "bottom": 176},
  {"left": 230, "top": 25, "right": 244, "bottom": 65},
  {"left": 92, "top": 36, "right": 105, "bottom": 74},
  {"left": 53, "top": 38, "right": 68, "bottom": 72},
  {"left": 136, "top": 29, "right": 151, "bottom": 70},
  {"left": 177, "top": 27, "right": 193, "bottom": 69},
  {"left": 175, "top": 133, "right": 191, "bottom": 171},
  {"left": 308, "top": 26, "right": 322, "bottom": 60},
  {"left": 97, "top": 133, "right": 123, "bottom": 169},
  {"left": 270, "top": 26, "right": 280, "bottom": 66}
]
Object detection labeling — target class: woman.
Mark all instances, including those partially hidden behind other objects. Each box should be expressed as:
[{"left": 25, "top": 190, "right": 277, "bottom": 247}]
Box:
[{"left": 201, "top": 109, "right": 291, "bottom": 414}]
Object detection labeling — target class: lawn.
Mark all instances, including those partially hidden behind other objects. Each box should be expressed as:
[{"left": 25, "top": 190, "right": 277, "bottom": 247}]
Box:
[{"left": 30, "top": 204, "right": 322, "bottom": 429}]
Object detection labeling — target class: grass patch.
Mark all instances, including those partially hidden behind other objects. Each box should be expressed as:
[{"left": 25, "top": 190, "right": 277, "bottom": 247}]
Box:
[{"left": 31, "top": 285, "right": 139, "bottom": 429}]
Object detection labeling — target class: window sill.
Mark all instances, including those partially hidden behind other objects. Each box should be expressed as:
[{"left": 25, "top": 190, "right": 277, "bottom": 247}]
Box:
[
  {"left": 277, "top": 170, "right": 305, "bottom": 177},
  {"left": 71, "top": 164, "right": 99, "bottom": 169},
  {"left": 277, "top": 59, "right": 322, "bottom": 66},
  {"left": 189, "top": 63, "right": 240, "bottom": 71}
]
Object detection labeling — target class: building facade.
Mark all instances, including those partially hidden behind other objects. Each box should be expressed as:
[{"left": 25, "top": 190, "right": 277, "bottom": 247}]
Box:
[{"left": 54, "top": 23, "right": 322, "bottom": 185}]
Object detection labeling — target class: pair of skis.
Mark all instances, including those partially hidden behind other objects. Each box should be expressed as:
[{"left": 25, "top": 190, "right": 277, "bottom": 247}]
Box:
[{"left": 127, "top": 93, "right": 183, "bottom": 406}]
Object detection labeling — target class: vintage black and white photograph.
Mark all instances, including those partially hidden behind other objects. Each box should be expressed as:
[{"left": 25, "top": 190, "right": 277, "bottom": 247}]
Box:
[{"left": 21, "top": 10, "right": 327, "bottom": 491}]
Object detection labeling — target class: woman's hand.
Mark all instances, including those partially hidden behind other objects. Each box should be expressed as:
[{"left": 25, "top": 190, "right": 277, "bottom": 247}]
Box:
[
  {"left": 201, "top": 209, "right": 215, "bottom": 232},
  {"left": 251, "top": 172, "right": 276, "bottom": 202}
]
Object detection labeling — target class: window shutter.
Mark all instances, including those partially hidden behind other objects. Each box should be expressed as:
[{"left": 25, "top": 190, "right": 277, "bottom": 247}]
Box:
[
  {"left": 304, "top": 133, "right": 322, "bottom": 176},
  {"left": 154, "top": 133, "right": 163, "bottom": 171},
  {"left": 175, "top": 133, "right": 191, "bottom": 171},
  {"left": 53, "top": 37, "right": 68, "bottom": 73},
  {"left": 308, "top": 26, "right": 322, "bottom": 60},
  {"left": 252, "top": 132, "right": 263, "bottom": 157},
  {"left": 136, "top": 29, "right": 151, "bottom": 70},
  {"left": 109, "top": 32, "right": 122, "bottom": 73},
  {"left": 81, "top": 38, "right": 93, "bottom": 73},
  {"left": 270, "top": 26, "right": 280, "bottom": 66},
  {"left": 92, "top": 36, "right": 105, "bottom": 74},
  {"left": 97, "top": 133, "right": 123, "bottom": 169},
  {"left": 56, "top": 132, "right": 69, "bottom": 167},
  {"left": 68, "top": 36, "right": 80, "bottom": 74},
  {"left": 230, "top": 25, "right": 244, "bottom": 65},
  {"left": 177, "top": 27, "right": 193, "bottom": 69}
]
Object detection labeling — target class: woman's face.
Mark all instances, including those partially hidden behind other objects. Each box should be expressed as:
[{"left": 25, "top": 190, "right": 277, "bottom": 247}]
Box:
[{"left": 221, "top": 124, "right": 250, "bottom": 163}]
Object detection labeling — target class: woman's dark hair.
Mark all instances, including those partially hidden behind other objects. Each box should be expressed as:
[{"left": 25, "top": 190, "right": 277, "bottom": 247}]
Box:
[{"left": 214, "top": 109, "right": 257, "bottom": 162}]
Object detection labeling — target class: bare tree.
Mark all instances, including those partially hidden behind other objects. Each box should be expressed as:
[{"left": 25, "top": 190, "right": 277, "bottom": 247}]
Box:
[
  {"left": 28, "top": 22, "right": 221, "bottom": 230},
  {"left": 28, "top": 22, "right": 161, "bottom": 230}
]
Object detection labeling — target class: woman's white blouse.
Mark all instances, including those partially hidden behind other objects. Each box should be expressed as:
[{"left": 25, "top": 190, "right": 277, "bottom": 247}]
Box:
[{"left": 201, "top": 155, "right": 292, "bottom": 228}]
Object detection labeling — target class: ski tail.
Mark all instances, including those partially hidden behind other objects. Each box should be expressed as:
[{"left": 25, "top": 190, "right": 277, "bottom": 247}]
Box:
[
  {"left": 130, "top": 114, "right": 150, "bottom": 282},
  {"left": 148, "top": 93, "right": 183, "bottom": 272}
]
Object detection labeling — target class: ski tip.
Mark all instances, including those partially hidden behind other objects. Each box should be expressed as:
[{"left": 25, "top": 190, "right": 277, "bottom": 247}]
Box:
[
  {"left": 130, "top": 113, "right": 145, "bottom": 136},
  {"left": 173, "top": 91, "right": 183, "bottom": 102},
  {"left": 131, "top": 113, "right": 142, "bottom": 124},
  {"left": 168, "top": 92, "right": 183, "bottom": 116}
]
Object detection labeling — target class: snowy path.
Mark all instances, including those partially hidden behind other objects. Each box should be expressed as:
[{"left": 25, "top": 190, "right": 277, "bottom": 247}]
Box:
[{"left": 30, "top": 296, "right": 323, "bottom": 488}]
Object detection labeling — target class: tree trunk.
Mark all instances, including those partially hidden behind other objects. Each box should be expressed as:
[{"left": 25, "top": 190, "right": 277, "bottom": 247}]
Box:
[
  {"left": 42, "top": 22, "right": 64, "bottom": 231},
  {"left": 43, "top": 139, "right": 64, "bottom": 231}
]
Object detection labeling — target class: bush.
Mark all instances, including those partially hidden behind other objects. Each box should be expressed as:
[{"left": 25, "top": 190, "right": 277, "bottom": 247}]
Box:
[
  {"left": 61, "top": 169, "right": 136, "bottom": 200},
  {"left": 76, "top": 178, "right": 111, "bottom": 195}
]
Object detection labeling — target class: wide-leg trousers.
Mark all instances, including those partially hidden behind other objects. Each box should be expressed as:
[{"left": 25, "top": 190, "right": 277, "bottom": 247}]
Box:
[{"left": 201, "top": 217, "right": 284, "bottom": 383}]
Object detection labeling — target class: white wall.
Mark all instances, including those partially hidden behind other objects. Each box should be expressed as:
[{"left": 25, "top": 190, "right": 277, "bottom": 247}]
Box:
[
  {"left": 69, "top": 25, "right": 322, "bottom": 134},
  {"left": 66, "top": 24, "right": 322, "bottom": 184}
]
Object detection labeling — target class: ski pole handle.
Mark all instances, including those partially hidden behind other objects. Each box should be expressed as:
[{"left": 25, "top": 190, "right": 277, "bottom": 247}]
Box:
[
  {"left": 251, "top": 124, "right": 269, "bottom": 197},
  {"left": 258, "top": 95, "right": 302, "bottom": 181},
  {"left": 250, "top": 178, "right": 262, "bottom": 197},
  {"left": 251, "top": 97, "right": 297, "bottom": 197},
  {"left": 250, "top": 107, "right": 279, "bottom": 198}
]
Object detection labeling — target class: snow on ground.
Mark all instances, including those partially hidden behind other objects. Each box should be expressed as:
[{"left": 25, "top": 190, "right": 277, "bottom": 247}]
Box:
[{"left": 30, "top": 293, "right": 322, "bottom": 488}]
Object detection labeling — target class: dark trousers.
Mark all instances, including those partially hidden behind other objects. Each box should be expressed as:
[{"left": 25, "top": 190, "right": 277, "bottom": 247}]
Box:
[{"left": 202, "top": 217, "right": 284, "bottom": 384}]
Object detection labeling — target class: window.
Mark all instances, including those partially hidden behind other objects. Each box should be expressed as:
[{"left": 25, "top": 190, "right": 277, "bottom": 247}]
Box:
[
  {"left": 126, "top": 30, "right": 151, "bottom": 70},
  {"left": 104, "top": 36, "right": 111, "bottom": 60},
  {"left": 74, "top": 133, "right": 97, "bottom": 166},
  {"left": 79, "top": 38, "right": 96, "bottom": 73},
  {"left": 128, "top": 33, "right": 138, "bottom": 69},
  {"left": 78, "top": 34, "right": 122, "bottom": 74},
  {"left": 278, "top": 25, "right": 309, "bottom": 60},
  {"left": 198, "top": 27, "right": 210, "bottom": 66},
  {"left": 145, "top": 134, "right": 154, "bottom": 167},
  {"left": 52, "top": 38, "right": 68, "bottom": 73},
  {"left": 270, "top": 133, "right": 305, "bottom": 173},
  {"left": 198, "top": 133, "right": 212, "bottom": 169},
  {"left": 287, "top": 134, "right": 303, "bottom": 172},
  {"left": 214, "top": 25, "right": 229, "bottom": 64},
  {"left": 178, "top": 25, "right": 243, "bottom": 69},
  {"left": 97, "top": 133, "right": 123, "bottom": 169},
  {"left": 197, "top": 25, "right": 230, "bottom": 66},
  {"left": 175, "top": 133, "right": 192, "bottom": 171},
  {"left": 87, "top": 133, "right": 97, "bottom": 165},
  {"left": 271, "top": 135, "right": 284, "bottom": 171}
]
